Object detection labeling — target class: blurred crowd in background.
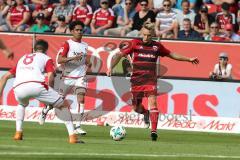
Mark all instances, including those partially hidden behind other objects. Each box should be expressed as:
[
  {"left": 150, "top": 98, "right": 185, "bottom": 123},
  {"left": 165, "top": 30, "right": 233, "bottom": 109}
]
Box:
[{"left": 0, "top": 0, "right": 240, "bottom": 41}]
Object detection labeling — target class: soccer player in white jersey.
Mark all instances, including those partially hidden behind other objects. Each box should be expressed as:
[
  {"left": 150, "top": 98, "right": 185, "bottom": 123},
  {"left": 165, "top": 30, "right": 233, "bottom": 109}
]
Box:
[
  {"left": 56, "top": 21, "right": 91, "bottom": 135},
  {"left": 12, "top": 39, "right": 83, "bottom": 143}
]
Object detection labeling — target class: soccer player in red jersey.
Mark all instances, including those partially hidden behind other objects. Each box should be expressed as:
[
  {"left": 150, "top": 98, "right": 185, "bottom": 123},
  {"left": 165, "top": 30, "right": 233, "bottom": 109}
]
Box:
[{"left": 107, "top": 22, "right": 199, "bottom": 141}]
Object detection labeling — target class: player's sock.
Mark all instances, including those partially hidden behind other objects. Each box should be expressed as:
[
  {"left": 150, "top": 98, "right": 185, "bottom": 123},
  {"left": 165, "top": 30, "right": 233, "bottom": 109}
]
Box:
[
  {"left": 55, "top": 107, "right": 74, "bottom": 135},
  {"left": 16, "top": 105, "right": 25, "bottom": 132},
  {"left": 65, "top": 121, "right": 75, "bottom": 135},
  {"left": 75, "top": 103, "right": 84, "bottom": 128},
  {"left": 150, "top": 108, "right": 159, "bottom": 132}
]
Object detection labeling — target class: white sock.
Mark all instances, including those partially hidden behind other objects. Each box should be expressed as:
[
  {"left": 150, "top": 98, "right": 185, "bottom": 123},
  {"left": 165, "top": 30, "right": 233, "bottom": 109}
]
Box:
[
  {"left": 79, "top": 103, "right": 84, "bottom": 114},
  {"left": 55, "top": 107, "right": 75, "bottom": 136},
  {"left": 16, "top": 105, "right": 25, "bottom": 132},
  {"left": 65, "top": 121, "right": 75, "bottom": 135},
  {"left": 75, "top": 103, "right": 84, "bottom": 128}
]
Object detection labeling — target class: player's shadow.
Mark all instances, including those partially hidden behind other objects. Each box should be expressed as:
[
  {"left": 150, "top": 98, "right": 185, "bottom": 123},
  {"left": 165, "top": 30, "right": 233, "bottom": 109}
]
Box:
[
  {"left": 56, "top": 65, "right": 173, "bottom": 122},
  {"left": 111, "top": 64, "right": 173, "bottom": 106}
]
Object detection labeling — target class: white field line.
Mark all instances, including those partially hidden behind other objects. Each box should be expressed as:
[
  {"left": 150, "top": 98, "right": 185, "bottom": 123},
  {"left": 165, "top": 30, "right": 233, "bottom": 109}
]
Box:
[{"left": 0, "top": 151, "right": 239, "bottom": 159}]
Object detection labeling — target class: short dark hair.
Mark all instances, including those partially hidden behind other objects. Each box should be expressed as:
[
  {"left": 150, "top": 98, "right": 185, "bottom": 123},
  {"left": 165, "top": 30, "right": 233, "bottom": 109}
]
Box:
[
  {"left": 34, "top": 39, "right": 48, "bottom": 53},
  {"left": 181, "top": 0, "right": 190, "bottom": 5},
  {"left": 69, "top": 21, "right": 85, "bottom": 31},
  {"left": 139, "top": 0, "right": 148, "bottom": 4},
  {"left": 221, "top": 2, "right": 230, "bottom": 11},
  {"left": 183, "top": 18, "right": 191, "bottom": 23},
  {"left": 163, "top": 0, "right": 171, "bottom": 4}
]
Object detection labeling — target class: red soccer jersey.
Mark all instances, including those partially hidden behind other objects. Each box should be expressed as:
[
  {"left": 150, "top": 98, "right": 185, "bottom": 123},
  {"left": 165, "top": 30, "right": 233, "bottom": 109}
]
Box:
[
  {"left": 72, "top": 5, "right": 93, "bottom": 23},
  {"left": 9, "top": 5, "right": 30, "bottom": 26},
  {"left": 216, "top": 13, "right": 236, "bottom": 30},
  {"left": 121, "top": 39, "right": 170, "bottom": 85},
  {"left": 92, "top": 8, "right": 114, "bottom": 27}
]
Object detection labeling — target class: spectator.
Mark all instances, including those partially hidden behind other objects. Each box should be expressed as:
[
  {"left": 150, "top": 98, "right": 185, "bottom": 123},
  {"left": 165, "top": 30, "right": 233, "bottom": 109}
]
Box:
[
  {"left": 204, "top": 22, "right": 226, "bottom": 41},
  {"left": 32, "top": 0, "right": 55, "bottom": 25},
  {"left": 214, "top": 0, "right": 238, "bottom": 15},
  {"left": 223, "top": 23, "right": 240, "bottom": 41},
  {"left": 176, "top": 0, "right": 196, "bottom": 30},
  {"left": 178, "top": 18, "right": 202, "bottom": 40},
  {"left": 54, "top": 15, "right": 70, "bottom": 33},
  {"left": 112, "top": 0, "right": 132, "bottom": 15},
  {"left": 0, "top": 0, "right": 10, "bottom": 17},
  {"left": 209, "top": 52, "right": 232, "bottom": 80},
  {"left": 155, "top": 0, "right": 178, "bottom": 39},
  {"left": 175, "top": 0, "right": 196, "bottom": 10},
  {"left": 3, "top": 0, "right": 31, "bottom": 31},
  {"left": 29, "top": 13, "right": 50, "bottom": 33},
  {"left": 215, "top": 2, "right": 236, "bottom": 33},
  {"left": 88, "top": 0, "right": 115, "bottom": 12},
  {"left": 72, "top": 0, "right": 93, "bottom": 34},
  {"left": 104, "top": 0, "right": 136, "bottom": 37},
  {"left": 0, "top": 0, "right": 11, "bottom": 31},
  {"left": 28, "top": 0, "right": 47, "bottom": 12},
  {"left": 126, "top": 0, "right": 155, "bottom": 37},
  {"left": 90, "top": 0, "right": 115, "bottom": 35},
  {"left": 194, "top": 5, "right": 215, "bottom": 36},
  {"left": 148, "top": 0, "right": 176, "bottom": 13},
  {"left": 50, "top": 0, "right": 73, "bottom": 25}
]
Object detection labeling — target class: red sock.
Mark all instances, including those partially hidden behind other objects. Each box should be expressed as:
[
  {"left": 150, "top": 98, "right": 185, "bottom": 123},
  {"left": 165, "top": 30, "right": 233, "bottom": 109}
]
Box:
[{"left": 150, "top": 108, "right": 159, "bottom": 132}]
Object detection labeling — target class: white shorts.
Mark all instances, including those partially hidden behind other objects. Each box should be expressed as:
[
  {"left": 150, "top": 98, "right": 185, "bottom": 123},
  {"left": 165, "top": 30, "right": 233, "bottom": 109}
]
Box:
[
  {"left": 14, "top": 82, "right": 64, "bottom": 108},
  {"left": 58, "top": 76, "right": 87, "bottom": 96}
]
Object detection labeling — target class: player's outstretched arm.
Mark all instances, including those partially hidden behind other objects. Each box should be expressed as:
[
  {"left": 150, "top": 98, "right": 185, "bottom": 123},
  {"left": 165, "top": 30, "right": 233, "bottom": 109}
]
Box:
[
  {"left": 106, "top": 53, "right": 125, "bottom": 76},
  {"left": 0, "top": 39, "right": 14, "bottom": 60},
  {"left": 0, "top": 71, "right": 14, "bottom": 97},
  {"left": 167, "top": 53, "right": 199, "bottom": 64}
]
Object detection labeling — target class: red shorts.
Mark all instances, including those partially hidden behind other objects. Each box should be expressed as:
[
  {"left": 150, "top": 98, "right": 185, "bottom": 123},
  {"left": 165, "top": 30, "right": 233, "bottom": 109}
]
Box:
[{"left": 131, "top": 84, "right": 157, "bottom": 106}]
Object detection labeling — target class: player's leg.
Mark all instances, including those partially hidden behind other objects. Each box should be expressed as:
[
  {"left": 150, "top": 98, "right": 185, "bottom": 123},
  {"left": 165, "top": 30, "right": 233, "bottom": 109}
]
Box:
[
  {"left": 132, "top": 92, "right": 150, "bottom": 128},
  {"left": 13, "top": 84, "right": 33, "bottom": 140},
  {"left": 54, "top": 99, "right": 84, "bottom": 143},
  {"left": 39, "top": 105, "right": 53, "bottom": 125},
  {"left": 74, "top": 90, "right": 87, "bottom": 135},
  {"left": 14, "top": 103, "right": 28, "bottom": 140},
  {"left": 38, "top": 78, "right": 68, "bottom": 125},
  {"left": 148, "top": 95, "right": 159, "bottom": 141},
  {"left": 37, "top": 86, "right": 84, "bottom": 143},
  {"left": 73, "top": 76, "right": 87, "bottom": 135}
]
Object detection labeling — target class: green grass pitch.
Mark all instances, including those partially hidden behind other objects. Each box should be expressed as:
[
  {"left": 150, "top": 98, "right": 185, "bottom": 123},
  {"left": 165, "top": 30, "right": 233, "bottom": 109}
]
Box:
[{"left": 0, "top": 120, "right": 240, "bottom": 160}]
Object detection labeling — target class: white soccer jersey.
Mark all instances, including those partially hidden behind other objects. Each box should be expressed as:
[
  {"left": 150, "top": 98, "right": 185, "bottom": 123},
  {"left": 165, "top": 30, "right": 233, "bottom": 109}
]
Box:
[
  {"left": 13, "top": 52, "right": 54, "bottom": 87},
  {"left": 57, "top": 39, "right": 88, "bottom": 78}
]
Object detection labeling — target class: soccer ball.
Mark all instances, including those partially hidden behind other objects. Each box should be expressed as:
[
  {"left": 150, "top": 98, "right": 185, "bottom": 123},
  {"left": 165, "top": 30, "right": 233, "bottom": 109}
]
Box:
[{"left": 110, "top": 126, "right": 126, "bottom": 141}]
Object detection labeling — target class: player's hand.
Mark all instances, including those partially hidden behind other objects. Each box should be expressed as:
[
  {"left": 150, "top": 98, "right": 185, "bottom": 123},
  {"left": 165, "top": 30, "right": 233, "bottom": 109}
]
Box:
[
  {"left": 106, "top": 68, "right": 112, "bottom": 77},
  {"left": 3, "top": 49, "right": 14, "bottom": 60},
  {"left": 189, "top": 57, "right": 199, "bottom": 64},
  {"left": 73, "top": 55, "right": 83, "bottom": 61}
]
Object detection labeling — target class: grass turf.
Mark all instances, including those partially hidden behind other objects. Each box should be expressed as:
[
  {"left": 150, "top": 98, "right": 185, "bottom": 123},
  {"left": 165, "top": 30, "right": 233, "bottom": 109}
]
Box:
[{"left": 0, "top": 120, "right": 240, "bottom": 160}]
